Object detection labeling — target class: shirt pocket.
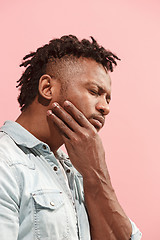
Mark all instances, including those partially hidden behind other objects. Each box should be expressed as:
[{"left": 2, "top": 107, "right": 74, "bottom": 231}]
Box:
[{"left": 31, "top": 189, "right": 69, "bottom": 240}]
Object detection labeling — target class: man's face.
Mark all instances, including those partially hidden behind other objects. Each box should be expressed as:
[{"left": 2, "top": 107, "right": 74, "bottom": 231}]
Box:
[{"left": 55, "top": 59, "right": 111, "bottom": 131}]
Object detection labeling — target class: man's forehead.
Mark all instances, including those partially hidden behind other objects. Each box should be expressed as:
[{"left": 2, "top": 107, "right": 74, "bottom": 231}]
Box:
[{"left": 48, "top": 57, "right": 111, "bottom": 89}]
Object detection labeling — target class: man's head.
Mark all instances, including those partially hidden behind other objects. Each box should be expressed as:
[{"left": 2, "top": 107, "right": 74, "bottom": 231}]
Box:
[{"left": 17, "top": 35, "right": 120, "bottom": 112}]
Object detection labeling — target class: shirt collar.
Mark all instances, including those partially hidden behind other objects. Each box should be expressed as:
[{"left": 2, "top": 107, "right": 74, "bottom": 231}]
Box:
[
  {"left": 0, "top": 120, "right": 43, "bottom": 148},
  {"left": 0, "top": 121, "right": 70, "bottom": 163}
]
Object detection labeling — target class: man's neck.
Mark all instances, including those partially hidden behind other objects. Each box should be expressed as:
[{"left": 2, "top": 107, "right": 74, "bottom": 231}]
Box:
[{"left": 16, "top": 105, "right": 63, "bottom": 154}]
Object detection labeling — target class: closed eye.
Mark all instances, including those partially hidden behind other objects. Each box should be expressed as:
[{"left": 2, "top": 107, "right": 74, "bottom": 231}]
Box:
[
  {"left": 90, "top": 90, "right": 99, "bottom": 95},
  {"left": 90, "top": 89, "right": 111, "bottom": 104}
]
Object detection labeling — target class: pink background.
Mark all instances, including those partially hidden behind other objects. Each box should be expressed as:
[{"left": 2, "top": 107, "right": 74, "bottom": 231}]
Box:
[{"left": 0, "top": 0, "right": 160, "bottom": 238}]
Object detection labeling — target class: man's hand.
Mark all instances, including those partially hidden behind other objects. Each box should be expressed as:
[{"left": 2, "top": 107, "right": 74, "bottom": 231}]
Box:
[
  {"left": 47, "top": 100, "right": 132, "bottom": 240},
  {"left": 47, "top": 100, "right": 106, "bottom": 177}
]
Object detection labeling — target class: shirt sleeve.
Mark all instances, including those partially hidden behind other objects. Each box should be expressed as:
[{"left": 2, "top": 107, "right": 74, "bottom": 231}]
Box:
[
  {"left": 0, "top": 158, "right": 20, "bottom": 239},
  {"left": 129, "top": 218, "right": 142, "bottom": 240}
]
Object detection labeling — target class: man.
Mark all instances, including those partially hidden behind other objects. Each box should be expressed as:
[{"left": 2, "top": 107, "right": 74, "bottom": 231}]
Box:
[{"left": 0, "top": 35, "right": 142, "bottom": 239}]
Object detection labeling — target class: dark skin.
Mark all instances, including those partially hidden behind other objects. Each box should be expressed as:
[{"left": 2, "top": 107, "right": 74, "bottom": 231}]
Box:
[{"left": 16, "top": 58, "right": 132, "bottom": 240}]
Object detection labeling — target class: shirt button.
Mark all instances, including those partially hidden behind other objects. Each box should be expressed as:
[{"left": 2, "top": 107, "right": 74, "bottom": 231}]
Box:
[
  {"left": 53, "top": 166, "right": 58, "bottom": 171},
  {"left": 43, "top": 145, "right": 47, "bottom": 150},
  {"left": 66, "top": 169, "right": 70, "bottom": 173},
  {"left": 50, "top": 201, "right": 54, "bottom": 206}
]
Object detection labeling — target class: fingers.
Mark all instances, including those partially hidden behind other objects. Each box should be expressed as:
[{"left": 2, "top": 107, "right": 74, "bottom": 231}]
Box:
[
  {"left": 63, "top": 100, "right": 92, "bottom": 129},
  {"left": 47, "top": 101, "right": 86, "bottom": 138},
  {"left": 47, "top": 101, "right": 96, "bottom": 139},
  {"left": 47, "top": 108, "right": 73, "bottom": 139}
]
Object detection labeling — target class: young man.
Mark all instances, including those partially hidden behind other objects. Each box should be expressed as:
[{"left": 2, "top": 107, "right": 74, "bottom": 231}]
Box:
[{"left": 0, "top": 35, "right": 142, "bottom": 239}]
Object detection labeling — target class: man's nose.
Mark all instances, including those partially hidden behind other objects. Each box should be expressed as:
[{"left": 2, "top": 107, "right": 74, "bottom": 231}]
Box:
[{"left": 96, "top": 101, "right": 110, "bottom": 116}]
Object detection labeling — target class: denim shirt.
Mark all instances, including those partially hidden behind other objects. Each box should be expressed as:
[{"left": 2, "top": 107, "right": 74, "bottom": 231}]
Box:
[{"left": 0, "top": 121, "right": 142, "bottom": 240}]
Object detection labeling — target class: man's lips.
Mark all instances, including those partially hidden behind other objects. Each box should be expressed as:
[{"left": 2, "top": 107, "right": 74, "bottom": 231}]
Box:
[{"left": 90, "top": 116, "right": 105, "bottom": 129}]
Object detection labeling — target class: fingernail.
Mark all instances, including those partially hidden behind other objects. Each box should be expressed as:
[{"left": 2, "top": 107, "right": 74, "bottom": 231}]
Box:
[
  {"left": 52, "top": 102, "right": 59, "bottom": 108},
  {"left": 47, "top": 110, "right": 52, "bottom": 116},
  {"left": 64, "top": 100, "right": 71, "bottom": 106}
]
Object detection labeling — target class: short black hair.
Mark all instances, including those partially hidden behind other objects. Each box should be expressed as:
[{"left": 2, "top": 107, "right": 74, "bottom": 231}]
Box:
[{"left": 17, "top": 35, "right": 120, "bottom": 111}]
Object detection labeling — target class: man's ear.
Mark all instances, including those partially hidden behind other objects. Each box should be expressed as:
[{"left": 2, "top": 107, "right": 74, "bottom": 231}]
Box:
[{"left": 38, "top": 74, "right": 53, "bottom": 100}]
